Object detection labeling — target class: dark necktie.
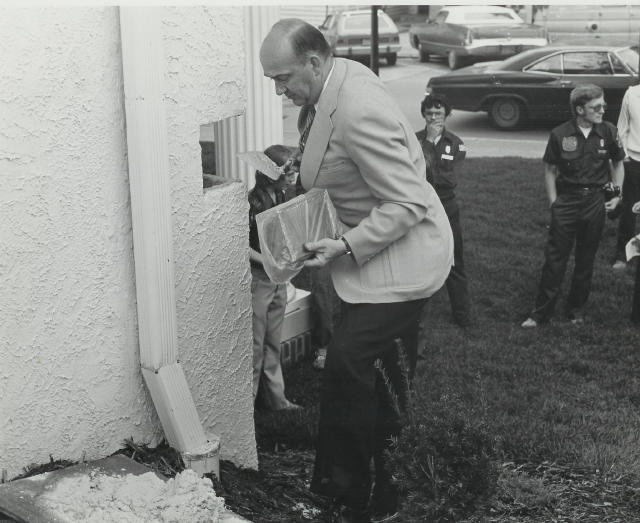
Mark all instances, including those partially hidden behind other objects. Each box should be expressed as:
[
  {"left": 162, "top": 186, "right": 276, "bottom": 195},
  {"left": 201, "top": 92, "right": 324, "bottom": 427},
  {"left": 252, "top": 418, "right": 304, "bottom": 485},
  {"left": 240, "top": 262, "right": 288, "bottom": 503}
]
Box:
[
  {"left": 296, "top": 105, "right": 316, "bottom": 195},
  {"left": 298, "top": 105, "right": 316, "bottom": 155}
]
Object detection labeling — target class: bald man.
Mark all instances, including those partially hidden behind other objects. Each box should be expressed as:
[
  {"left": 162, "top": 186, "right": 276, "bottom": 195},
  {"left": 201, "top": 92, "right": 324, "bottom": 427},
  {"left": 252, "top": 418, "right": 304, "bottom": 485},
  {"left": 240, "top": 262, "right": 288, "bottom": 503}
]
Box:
[{"left": 261, "top": 19, "right": 453, "bottom": 523}]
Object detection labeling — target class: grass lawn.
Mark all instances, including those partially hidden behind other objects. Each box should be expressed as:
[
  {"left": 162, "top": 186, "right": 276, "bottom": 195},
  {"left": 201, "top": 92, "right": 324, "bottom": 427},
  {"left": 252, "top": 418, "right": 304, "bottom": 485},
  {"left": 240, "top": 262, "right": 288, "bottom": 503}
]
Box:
[
  {"left": 397, "top": 157, "right": 640, "bottom": 521},
  {"left": 435, "top": 156, "right": 640, "bottom": 473}
]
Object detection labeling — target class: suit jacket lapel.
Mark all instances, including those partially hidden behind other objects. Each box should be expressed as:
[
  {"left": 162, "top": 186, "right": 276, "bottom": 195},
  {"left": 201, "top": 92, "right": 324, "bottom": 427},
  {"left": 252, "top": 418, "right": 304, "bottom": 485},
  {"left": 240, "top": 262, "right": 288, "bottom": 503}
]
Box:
[{"left": 300, "top": 59, "right": 345, "bottom": 189}]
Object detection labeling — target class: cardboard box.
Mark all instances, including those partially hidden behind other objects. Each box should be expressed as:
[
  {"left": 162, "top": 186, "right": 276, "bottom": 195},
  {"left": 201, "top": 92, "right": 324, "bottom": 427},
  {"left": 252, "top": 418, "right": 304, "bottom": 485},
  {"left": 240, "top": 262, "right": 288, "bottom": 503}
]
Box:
[{"left": 281, "top": 288, "right": 311, "bottom": 342}]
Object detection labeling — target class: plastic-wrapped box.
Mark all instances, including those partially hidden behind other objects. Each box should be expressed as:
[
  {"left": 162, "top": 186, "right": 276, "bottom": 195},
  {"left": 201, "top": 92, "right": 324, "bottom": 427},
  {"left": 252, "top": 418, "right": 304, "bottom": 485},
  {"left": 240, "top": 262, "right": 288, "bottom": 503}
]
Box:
[{"left": 256, "top": 189, "right": 342, "bottom": 283}]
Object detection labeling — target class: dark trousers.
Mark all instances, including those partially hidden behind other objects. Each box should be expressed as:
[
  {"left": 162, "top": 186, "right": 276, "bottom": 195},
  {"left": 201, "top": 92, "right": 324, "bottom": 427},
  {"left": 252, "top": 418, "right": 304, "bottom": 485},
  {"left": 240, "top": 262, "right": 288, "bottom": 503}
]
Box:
[
  {"left": 442, "top": 197, "right": 471, "bottom": 325},
  {"left": 615, "top": 160, "right": 640, "bottom": 261},
  {"left": 531, "top": 190, "right": 605, "bottom": 322},
  {"left": 310, "top": 298, "right": 426, "bottom": 511}
]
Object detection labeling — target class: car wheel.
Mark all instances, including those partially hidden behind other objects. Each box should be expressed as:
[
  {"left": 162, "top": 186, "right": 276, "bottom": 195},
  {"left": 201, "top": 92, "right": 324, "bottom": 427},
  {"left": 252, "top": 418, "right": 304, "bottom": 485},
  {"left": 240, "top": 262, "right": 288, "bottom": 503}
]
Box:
[
  {"left": 447, "top": 50, "right": 464, "bottom": 70},
  {"left": 489, "top": 98, "right": 528, "bottom": 130},
  {"left": 419, "top": 42, "right": 430, "bottom": 63},
  {"left": 386, "top": 53, "right": 397, "bottom": 66}
]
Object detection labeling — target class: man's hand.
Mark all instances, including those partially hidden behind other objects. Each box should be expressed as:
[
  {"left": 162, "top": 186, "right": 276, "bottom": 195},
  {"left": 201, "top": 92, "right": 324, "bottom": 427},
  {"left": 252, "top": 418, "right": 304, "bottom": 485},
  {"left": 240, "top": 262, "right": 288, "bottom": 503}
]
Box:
[
  {"left": 303, "top": 238, "right": 347, "bottom": 268},
  {"left": 426, "top": 118, "right": 444, "bottom": 142},
  {"left": 605, "top": 196, "right": 621, "bottom": 212},
  {"left": 632, "top": 201, "right": 640, "bottom": 214}
]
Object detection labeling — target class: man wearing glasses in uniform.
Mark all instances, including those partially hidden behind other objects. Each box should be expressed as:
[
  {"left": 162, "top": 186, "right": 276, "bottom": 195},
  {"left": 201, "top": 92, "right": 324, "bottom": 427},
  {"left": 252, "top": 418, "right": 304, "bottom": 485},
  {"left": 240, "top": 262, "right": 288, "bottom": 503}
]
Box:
[
  {"left": 522, "top": 84, "right": 625, "bottom": 328},
  {"left": 416, "top": 93, "right": 470, "bottom": 329}
]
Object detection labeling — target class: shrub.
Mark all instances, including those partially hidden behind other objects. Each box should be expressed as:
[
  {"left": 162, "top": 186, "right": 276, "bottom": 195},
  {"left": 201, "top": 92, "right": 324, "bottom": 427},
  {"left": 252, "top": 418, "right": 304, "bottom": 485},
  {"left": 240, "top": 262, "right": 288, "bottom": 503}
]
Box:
[{"left": 389, "top": 384, "right": 498, "bottom": 522}]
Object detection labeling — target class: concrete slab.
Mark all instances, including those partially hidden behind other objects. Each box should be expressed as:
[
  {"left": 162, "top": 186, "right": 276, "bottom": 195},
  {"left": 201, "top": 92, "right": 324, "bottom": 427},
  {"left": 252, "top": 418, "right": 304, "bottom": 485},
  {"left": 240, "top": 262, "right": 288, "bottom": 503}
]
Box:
[{"left": 0, "top": 455, "right": 249, "bottom": 523}]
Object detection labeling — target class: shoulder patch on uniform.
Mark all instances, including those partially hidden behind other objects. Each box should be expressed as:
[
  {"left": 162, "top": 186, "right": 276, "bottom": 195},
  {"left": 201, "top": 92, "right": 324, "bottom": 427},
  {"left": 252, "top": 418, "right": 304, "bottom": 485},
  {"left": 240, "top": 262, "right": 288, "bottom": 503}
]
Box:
[
  {"left": 562, "top": 136, "right": 578, "bottom": 152},
  {"left": 459, "top": 144, "right": 466, "bottom": 151}
]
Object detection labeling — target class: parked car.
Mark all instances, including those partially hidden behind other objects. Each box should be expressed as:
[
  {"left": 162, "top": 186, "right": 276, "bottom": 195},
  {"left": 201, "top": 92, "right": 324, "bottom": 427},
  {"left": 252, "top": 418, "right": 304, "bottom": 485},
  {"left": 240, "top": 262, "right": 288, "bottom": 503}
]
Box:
[
  {"left": 409, "top": 5, "right": 549, "bottom": 70},
  {"left": 318, "top": 9, "right": 401, "bottom": 66},
  {"left": 426, "top": 45, "right": 639, "bottom": 130}
]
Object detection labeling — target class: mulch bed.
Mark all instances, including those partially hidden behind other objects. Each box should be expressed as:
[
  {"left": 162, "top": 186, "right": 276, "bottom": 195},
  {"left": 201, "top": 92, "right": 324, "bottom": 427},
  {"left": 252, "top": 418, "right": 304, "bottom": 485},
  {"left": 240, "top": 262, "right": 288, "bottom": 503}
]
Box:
[{"left": 9, "top": 441, "right": 640, "bottom": 522}]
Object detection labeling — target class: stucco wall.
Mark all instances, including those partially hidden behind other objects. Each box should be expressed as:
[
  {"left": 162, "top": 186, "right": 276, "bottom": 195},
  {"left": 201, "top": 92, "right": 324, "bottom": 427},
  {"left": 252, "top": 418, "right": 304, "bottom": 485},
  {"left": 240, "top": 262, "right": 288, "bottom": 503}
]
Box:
[
  {"left": 0, "top": 6, "right": 255, "bottom": 478},
  {"left": 160, "top": 7, "right": 256, "bottom": 468}
]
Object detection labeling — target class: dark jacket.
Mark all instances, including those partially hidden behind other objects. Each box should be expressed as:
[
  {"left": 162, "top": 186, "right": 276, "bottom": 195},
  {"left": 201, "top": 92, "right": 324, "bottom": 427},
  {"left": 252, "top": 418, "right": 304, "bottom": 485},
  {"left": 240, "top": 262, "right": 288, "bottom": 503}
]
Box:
[
  {"left": 416, "top": 127, "right": 466, "bottom": 201},
  {"left": 248, "top": 184, "right": 284, "bottom": 267}
]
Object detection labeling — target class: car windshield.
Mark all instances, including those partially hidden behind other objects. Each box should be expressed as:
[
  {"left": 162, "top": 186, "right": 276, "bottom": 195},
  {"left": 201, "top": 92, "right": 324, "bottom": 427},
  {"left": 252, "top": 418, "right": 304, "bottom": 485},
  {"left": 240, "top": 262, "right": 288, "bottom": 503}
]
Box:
[
  {"left": 615, "top": 46, "right": 639, "bottom": 74},
  {"left": 343, "top": 13, "right": 394, "bottom": 31}
]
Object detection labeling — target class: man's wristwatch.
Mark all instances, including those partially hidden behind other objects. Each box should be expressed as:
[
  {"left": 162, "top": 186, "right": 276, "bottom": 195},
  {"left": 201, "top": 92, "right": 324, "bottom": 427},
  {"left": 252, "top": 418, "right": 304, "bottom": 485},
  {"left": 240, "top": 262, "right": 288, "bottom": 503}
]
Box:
[{"left": 339, "top": 236, "right": 352, "bottom": 257}]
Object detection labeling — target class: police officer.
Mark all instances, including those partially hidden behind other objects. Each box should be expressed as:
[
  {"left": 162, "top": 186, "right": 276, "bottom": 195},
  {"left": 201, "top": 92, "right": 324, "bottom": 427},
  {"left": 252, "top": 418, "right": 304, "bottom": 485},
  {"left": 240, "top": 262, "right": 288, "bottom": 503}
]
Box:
[
  {"left": 416, "top": 93, "right": 471, "bottom": 327},
  {"left": 522, "top": 84, "right": 625, "bottom": 327}
]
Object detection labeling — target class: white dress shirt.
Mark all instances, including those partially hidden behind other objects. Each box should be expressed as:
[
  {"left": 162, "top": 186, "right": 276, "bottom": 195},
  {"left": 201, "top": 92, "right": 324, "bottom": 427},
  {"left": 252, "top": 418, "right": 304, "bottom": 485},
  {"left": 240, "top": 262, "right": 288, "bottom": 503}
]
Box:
[{"left": 617, "top": 84, "right": 640, "bottom": 162}]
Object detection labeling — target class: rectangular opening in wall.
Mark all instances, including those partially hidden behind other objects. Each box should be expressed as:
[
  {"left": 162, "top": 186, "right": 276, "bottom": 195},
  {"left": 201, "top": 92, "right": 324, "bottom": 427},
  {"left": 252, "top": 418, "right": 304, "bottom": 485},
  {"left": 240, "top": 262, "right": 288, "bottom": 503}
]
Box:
[{"left": 200, "top": 114, "right": 252, "bottom": 191}]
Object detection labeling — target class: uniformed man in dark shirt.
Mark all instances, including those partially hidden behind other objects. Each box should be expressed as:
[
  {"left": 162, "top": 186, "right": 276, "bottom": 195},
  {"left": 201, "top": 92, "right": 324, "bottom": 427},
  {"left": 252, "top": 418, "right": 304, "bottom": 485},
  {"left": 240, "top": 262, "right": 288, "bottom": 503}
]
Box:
[
  {"left": 416, "top": 93, "right": 470, "bottom": 327},
  {"left": 522, "top": 84, "right": 624, "bottom": 327}
]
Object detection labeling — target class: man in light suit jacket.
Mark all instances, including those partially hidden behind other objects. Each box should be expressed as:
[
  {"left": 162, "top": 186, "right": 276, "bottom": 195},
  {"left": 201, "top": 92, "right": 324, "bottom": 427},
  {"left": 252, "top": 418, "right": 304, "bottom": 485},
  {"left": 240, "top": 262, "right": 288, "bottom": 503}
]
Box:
[{"left": 261, "top": 19, "right": 453, "bottom": 523}]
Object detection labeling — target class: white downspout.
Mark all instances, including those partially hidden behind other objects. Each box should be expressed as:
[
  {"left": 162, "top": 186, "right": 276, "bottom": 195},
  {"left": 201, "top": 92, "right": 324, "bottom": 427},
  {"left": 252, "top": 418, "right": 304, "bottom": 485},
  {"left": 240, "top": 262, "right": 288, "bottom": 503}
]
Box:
[{"left": 118, "top": 6, "right": 219, "bottom": 476}]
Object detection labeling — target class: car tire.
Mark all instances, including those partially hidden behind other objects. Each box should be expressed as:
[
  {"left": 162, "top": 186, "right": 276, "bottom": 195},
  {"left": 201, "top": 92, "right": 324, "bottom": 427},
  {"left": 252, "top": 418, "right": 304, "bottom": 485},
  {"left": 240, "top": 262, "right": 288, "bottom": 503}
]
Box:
[
  {"left": 419, "top": 42, "right": 430, "bottom": 63},
  {"left": 489, "top": 98, "right": 527, "bottom": 130},
  {"left": 447, "top": 50, "right": 464, "bottom": 70},
  {"left": 386, "top": 53, "right": 397, "bottom": 66}
]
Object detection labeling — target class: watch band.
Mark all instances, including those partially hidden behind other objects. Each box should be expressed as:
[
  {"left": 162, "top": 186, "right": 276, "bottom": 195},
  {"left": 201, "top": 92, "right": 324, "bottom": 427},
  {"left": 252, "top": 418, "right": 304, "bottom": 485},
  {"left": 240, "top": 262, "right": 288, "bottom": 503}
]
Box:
[{"left": 340, "top": 236, "right": 353, "bottom": 257}]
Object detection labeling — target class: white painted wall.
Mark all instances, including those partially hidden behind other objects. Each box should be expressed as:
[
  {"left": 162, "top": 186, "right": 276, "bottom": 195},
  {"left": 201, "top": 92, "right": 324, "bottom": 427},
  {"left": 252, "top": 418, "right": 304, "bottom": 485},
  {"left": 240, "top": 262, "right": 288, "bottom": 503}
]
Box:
[{"left": 0, "top": 6, "right": 256, "bottom": 478}]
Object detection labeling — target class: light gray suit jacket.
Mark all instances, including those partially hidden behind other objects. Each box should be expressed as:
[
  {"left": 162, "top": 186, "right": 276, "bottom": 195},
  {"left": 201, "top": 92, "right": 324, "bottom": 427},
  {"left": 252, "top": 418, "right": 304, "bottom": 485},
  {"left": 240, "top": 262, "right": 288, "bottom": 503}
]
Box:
[{"left": 300, "top": 58, "right": 453, "bottom": 303}]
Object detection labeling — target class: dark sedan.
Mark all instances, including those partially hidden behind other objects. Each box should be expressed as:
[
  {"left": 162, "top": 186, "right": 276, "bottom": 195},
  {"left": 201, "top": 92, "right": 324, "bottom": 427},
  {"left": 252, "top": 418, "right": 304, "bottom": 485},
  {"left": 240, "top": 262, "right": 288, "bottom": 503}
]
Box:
[{"left": 426, "top": 45, "right": 639, "bottom": 130}]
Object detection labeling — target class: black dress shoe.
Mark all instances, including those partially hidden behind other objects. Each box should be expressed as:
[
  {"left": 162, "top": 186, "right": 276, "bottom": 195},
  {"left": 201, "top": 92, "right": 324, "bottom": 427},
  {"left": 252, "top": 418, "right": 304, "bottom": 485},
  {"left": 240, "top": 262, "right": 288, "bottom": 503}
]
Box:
[
  {"left": 370, "top": 511, "right": 399, "bottom": 522},
  {"left": 369, "top": 481, "right": 399, "bottom": 523}
]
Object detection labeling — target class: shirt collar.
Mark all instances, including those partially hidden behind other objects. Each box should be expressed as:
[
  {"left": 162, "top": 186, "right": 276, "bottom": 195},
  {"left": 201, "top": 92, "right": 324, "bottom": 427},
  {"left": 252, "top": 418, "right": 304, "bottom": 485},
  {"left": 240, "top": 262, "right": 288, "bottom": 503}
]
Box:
[
  {"left": 314, "top": 60, "right": 335, "bottom": 111},
  {"left": 571, "top": 119, "right": 606, "bottom": 138}
]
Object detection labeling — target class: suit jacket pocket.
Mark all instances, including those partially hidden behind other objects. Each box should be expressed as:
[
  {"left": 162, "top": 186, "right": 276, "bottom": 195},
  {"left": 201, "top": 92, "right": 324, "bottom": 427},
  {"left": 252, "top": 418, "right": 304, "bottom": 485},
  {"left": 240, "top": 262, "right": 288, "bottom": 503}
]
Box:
[{"left": 331, "top": 218, "right": 454, "bottom": 303}]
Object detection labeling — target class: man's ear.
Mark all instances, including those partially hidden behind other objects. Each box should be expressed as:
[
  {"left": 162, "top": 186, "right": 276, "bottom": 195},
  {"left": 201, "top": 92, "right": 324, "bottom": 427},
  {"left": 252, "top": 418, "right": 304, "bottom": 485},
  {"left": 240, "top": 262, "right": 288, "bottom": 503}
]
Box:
[
  {"left": 309, "top": 55, "right": 322, "bottom": 74},
  {"left": 575, "top": 105, "right": 585, "bottom": 116}
]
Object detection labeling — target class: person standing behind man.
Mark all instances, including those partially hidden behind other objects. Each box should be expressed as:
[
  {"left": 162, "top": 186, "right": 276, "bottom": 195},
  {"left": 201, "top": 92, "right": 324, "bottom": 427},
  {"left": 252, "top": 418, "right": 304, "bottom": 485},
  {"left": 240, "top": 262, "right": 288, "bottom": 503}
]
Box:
[
  {"left": 248, "top": 144, "right": 301, "bottom": 411},
  {"left": 522, "top": 84, "right": 624, "bottom": 328},
  {"left": 416, "top": 93, "right": 470, "bottom": 327},
  {"left": 612, "top": 84, "right": 640, "bottom": 270},
  {"left": 260, "top": 18, "right": 454, "bottom": 523}
]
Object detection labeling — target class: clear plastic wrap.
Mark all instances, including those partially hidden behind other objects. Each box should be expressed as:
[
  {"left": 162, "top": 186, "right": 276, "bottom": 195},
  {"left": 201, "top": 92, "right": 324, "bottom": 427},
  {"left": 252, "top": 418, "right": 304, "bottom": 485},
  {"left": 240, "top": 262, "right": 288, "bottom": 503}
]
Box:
[{"left": 256, "top": 189, "right": 342, "bottom": 283}]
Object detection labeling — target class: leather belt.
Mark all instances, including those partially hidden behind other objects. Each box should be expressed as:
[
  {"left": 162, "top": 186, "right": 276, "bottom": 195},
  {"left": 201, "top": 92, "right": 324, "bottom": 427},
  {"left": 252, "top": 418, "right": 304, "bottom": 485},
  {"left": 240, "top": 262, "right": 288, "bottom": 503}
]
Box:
[{"left": 557, "top": 185, "right": 602, "bottom": 195}]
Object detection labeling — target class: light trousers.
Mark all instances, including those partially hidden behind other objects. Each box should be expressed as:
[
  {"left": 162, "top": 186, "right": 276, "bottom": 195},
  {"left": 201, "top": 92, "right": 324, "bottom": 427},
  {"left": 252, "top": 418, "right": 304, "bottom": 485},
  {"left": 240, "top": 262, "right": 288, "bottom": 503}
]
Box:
[{"left": 251, "top": 265, "right": 289, "bottom": 410}]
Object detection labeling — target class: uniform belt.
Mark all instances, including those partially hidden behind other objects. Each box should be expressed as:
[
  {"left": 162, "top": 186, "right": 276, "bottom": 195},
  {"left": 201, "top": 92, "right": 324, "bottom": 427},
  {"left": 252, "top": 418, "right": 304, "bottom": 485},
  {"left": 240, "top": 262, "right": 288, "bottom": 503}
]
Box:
[{"left": 557, "top": 185, "right": 603, "bottom": 195}]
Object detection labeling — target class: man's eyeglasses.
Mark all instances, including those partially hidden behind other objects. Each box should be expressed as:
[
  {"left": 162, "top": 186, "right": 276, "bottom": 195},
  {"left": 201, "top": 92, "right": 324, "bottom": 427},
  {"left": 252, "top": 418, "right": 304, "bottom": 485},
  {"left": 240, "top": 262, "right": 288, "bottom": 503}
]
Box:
[{"left": 585, "top": 103, "right": 607, "bottom": 113}]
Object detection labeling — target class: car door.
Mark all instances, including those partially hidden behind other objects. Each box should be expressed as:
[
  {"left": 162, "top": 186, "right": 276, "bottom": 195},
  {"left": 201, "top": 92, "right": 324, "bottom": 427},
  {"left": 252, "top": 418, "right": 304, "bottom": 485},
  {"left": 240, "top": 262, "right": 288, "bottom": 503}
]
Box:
[
  {"left": 556, "top": 51, "right": 634, "bottom": 122},
  {"left": 520, "top": 52, "right": 570, "bottom": 120},
  {"left": 424, "top": 11, "right": 451, "bottom": 54},
  {"left": 437, "top": 11, "right": 463, "bottom": 52}
]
